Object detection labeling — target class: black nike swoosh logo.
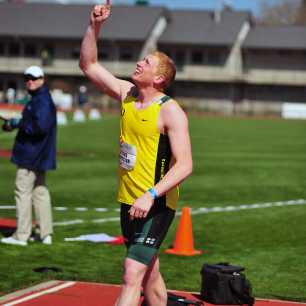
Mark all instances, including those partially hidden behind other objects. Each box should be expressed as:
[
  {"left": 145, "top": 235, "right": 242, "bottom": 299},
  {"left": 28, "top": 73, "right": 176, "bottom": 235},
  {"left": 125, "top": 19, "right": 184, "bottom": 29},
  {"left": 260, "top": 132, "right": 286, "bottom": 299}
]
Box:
[{"left": 141, "top": 119, "right": 148, "bottom": 122}]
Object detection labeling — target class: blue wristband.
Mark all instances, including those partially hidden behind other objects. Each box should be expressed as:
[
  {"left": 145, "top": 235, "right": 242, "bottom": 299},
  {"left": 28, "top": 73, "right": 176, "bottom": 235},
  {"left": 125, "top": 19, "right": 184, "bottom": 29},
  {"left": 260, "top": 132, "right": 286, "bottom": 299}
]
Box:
[{"left": 148, "top": 187, "right": 158, "bottom": 200}]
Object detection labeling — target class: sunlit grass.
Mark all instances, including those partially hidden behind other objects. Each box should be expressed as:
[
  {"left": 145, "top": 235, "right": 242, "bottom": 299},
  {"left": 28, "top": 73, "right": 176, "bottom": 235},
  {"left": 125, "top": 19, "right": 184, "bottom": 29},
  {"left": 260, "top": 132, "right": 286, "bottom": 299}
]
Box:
[{"left": 0, "top": 114, "right": 305, "bottom": 301}]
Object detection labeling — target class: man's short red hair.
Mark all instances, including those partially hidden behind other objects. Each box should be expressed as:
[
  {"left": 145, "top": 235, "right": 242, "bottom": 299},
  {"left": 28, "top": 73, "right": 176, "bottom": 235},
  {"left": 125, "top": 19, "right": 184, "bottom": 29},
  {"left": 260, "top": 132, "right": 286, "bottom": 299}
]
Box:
[{"left": 152, "top": 51, "right": 176, "bottom": 90}]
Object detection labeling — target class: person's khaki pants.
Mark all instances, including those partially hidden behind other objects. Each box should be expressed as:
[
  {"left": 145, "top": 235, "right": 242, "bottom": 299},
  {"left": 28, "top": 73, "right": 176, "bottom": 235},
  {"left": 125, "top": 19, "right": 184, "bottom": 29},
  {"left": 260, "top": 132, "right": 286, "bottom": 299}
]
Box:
[{"left": 13, "top": 168, "right": 53, "bottom": 241}]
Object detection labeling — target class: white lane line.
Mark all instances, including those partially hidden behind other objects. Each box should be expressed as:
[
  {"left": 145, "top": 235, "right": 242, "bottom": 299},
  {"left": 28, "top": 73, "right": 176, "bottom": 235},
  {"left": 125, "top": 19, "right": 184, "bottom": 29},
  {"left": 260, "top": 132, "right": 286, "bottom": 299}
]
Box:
[
  {"left": 53, "top": 219, "right": 84, "bottom": 226},
  {"left": 92, "top": 217, "right": 120, "bottom": 223},
  {"left": 2, "top": 199, "right": 306, "bottom": 227},
  {"left": 3, "top": 281, "right": 76, "bottom": 306},
  {"left": 95, "top": 208, "right": 108, "bottom": 212},
  {"left": 54, "top": 207, "right": 68, "bottom": 211},
  {"left": 189, "top": 199, "right": 306, "bottom": 216},
  {"left": 51, "top": 199, "right": 306, "bottom": 227},
  {"left": 75, "top": 207, "right": 88, "bottom": 212},
  {"left": 0, "top": 206, "right": 109, "bottom": 212},
  {"left": 1, "top": 199, "right": 302, "bottom": 214}
]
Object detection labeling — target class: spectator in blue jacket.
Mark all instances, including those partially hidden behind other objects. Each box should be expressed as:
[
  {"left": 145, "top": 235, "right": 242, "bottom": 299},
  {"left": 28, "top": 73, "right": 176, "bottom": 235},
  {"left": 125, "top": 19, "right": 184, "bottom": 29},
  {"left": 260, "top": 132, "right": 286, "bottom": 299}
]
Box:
[{"left": 1, "top": 66, "right": 57, "bottom": 246}]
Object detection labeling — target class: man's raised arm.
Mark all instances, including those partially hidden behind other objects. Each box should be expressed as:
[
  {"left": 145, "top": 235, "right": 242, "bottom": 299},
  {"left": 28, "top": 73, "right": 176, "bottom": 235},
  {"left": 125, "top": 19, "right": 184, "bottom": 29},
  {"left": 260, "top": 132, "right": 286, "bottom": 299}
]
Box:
[{"left": 79, "top": 1, "right": 133, "bottom": 102}]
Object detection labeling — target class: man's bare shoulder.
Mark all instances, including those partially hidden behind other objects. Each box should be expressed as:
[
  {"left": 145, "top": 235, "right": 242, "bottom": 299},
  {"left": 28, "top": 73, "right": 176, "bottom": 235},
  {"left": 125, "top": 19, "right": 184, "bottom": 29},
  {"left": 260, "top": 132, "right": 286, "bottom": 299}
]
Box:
[
  {"left": 160, "top": 98, "right": 188, "bottom": 123},
  {"left": 159, "top": 98, "right": 189, "bottom": 134}
]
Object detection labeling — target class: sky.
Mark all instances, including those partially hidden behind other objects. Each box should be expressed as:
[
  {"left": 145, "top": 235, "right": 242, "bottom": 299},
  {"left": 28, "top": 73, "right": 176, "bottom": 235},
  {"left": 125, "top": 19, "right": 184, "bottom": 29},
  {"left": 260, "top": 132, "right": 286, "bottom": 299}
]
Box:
[
  {"left": 25, "top": 0, "right": 286, "bottom": 16},
  {"left": 122, "top": 0, "right": 281, "bottom": 15}
]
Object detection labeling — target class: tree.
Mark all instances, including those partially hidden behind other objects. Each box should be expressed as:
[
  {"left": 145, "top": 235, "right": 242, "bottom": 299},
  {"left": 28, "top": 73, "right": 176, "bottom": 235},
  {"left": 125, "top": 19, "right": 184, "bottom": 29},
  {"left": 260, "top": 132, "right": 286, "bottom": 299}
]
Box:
[
  {"left": 296, "top": 0, "right": 306, "bottom": 24},
  {"left": 257, "top": 0, "right": 301, "bottom": 25}
]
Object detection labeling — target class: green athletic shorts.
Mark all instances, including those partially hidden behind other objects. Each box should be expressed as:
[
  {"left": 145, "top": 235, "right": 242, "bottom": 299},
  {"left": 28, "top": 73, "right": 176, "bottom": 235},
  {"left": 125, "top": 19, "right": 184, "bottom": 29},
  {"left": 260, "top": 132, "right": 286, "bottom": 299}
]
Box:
[{"left": 120, "top": 202, "right": 175, "bottom": 265}]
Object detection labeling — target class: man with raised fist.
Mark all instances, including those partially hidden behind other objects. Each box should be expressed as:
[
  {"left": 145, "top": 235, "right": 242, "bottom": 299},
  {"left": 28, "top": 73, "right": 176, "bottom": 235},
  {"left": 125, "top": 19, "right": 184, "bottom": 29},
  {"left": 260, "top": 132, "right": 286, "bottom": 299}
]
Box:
[{"left": 80, "top": 2, "right": 193, "bottom": 305}]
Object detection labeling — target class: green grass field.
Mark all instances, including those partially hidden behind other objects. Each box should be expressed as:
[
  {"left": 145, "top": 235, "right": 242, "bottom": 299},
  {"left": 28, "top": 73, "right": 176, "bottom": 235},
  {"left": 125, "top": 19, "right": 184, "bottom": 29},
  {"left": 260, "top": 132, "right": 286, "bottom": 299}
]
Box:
[{"left": 0, "top": 114, "right": 306, "bottom": 301}]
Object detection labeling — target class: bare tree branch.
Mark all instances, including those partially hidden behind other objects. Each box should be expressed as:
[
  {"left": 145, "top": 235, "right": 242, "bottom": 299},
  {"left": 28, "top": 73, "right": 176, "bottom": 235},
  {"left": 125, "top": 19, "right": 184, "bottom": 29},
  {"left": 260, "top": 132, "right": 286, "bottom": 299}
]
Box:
[{"left": 257, "top": 0, "right": 302, "bottom": 25}]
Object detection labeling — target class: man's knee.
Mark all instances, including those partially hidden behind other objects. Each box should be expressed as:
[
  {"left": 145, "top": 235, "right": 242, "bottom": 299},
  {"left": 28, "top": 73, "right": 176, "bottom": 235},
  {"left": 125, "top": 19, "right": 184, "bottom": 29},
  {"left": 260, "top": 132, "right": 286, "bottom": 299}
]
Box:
[
  {"left": 144, "top": 267, "right": 159, "bottom": 286},
  {"left": 143, "top": 256, "right": 160, "bottom": 281},
  {"left": 33, "top": 185, "right": 49, "bottom": 196},
  {"left": 33, "top": 186, "right": 50, "bottom": 203},
  {"left": 122, "top": 259, "right": 147, "bottom": 287}
]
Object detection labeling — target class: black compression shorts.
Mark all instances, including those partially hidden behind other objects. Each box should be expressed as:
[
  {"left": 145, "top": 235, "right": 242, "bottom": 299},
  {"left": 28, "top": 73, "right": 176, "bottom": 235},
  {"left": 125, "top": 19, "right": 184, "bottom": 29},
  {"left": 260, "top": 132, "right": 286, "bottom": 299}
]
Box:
[{"left": 120, "top": 202, "right": 175, "bottom": 265}]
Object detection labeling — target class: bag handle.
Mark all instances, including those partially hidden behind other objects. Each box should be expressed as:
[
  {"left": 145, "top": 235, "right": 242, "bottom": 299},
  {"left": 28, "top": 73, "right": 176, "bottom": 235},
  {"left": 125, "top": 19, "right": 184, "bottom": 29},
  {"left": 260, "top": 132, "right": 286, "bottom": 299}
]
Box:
[
  {"left": 229, "top": 277, "right": 255, "bottom": 306},
  {"left": 216, "top": 263, "right": 244, "bottom": 273},
  {"left": 168, "top": 293, "right": 204, "bottom": 305}
]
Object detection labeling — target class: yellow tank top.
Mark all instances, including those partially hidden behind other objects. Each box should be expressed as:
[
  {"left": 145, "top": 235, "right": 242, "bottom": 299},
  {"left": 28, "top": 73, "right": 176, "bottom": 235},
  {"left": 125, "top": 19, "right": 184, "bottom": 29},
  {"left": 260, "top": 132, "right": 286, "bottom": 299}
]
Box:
[{"left": 117, "top": 95, "right": 179, "bottom": 210}]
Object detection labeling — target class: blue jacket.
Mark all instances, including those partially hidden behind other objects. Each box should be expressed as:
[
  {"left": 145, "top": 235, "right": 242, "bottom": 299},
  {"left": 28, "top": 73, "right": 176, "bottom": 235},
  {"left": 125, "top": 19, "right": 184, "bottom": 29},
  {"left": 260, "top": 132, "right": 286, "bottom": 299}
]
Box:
[{"left": 11, "top": 84, "right": 57, "bottom": 171}]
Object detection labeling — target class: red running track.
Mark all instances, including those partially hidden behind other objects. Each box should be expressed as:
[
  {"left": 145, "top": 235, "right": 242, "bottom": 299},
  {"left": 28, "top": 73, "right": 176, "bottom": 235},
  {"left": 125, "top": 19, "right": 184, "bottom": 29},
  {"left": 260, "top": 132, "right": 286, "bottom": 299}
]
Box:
[{"left": 0, "top": 281, "right": 305, "bottom": 306}]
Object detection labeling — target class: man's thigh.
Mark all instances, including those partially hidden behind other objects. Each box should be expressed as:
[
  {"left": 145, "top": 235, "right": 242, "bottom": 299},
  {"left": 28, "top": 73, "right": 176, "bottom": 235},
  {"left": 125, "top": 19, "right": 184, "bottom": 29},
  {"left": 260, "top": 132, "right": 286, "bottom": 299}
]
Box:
[
  {"left": 16, "top": 168, "right": 36, "bottom": 192},
  {"left": 120, "top": 203, "right": 175, "bottom": 265}
]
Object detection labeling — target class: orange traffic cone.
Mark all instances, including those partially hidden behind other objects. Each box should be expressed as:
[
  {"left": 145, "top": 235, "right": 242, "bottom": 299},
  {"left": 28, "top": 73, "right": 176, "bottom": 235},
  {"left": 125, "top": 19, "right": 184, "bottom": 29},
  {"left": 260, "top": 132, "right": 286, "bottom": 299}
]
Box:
[{"left": 165, "top": 206, "right": 202, "bottom": 256}]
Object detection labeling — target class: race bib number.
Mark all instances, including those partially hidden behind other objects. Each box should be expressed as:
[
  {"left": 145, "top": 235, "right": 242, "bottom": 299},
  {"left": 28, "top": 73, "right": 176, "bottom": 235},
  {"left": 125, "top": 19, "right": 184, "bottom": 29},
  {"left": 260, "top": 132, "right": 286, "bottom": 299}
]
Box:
[{"left": 119, "top": 142, "right": 137, "bottom": 171}]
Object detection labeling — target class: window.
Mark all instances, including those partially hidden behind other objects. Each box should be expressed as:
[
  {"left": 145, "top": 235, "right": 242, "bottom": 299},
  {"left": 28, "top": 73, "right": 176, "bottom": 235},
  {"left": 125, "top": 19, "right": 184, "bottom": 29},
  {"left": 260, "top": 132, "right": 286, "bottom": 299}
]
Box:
[
  {"left": 97, "top": 42, "right": 110, "bottom": 60},
  {"left": 71, "top": 48, "right": 80, "bottom": 59},
  {"left": 119, "top": 47, "right": 134, "bottom": 61},
  {"left": 41, "top": 44, "right": 54, "bottom": 66},
  {"left": 175, "top": 51, "right": 186, "bottom": 65},
  {"left": 8, "top": 42, "right": 20, "bottom": 57},
  {"left": 44, "top": 45, "right": 54, "bottom": 56},
  {"left": 277, "top": 50, "right": 294, "bottom": 57},
  {"left": 191, "top": 51, "right": 203, "bottom": 64},
  {"left": 173, "top": 50, "right": 185, "bottom": 71},
  {"left": 98, "top": 50, "right": 110, "bottom": 60},
  {"left": 160, "top": 49, "right": 171, "bottom": 57},
  {"left": 207, "top": 50, "right": 222, "bottom": 65},
  {"left": 0, "top": 42, "right": 4, "bottom": 56},
  {"left": 7, "top": 80, "right": 17, "bottom": 90},
  {"left": 24, "top": 43, "right": 37, "bottom": 57},
  {"left": 173, "top": 50, "right": 186, "bottom": 71}
]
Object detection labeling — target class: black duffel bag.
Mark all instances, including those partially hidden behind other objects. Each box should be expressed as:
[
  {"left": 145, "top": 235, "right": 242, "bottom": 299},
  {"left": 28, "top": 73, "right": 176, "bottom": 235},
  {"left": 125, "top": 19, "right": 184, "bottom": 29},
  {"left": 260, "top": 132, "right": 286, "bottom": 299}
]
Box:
[{"left": 200, "top": 263, "right": 255, "bottom": 305}]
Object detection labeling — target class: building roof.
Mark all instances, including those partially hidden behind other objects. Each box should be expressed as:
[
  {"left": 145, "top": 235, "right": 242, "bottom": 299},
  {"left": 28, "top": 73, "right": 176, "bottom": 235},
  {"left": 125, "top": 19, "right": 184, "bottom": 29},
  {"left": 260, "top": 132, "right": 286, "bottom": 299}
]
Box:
[
  {"left": 243, "top": 26, "right": 306, "bottom": 50},
  {"left": 0, "top": 2, "right": 166, "bottom": 41},
  {"left": 159, "top": 9, "right": 251, "bottom": 47}
]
